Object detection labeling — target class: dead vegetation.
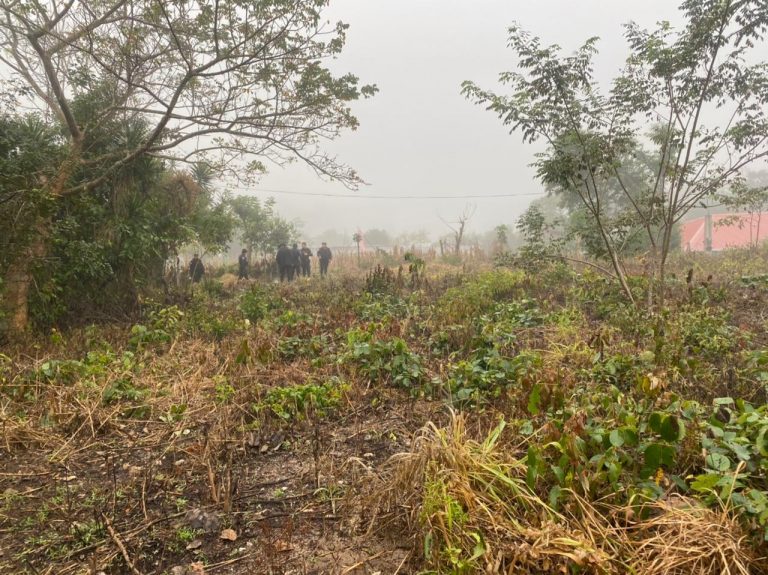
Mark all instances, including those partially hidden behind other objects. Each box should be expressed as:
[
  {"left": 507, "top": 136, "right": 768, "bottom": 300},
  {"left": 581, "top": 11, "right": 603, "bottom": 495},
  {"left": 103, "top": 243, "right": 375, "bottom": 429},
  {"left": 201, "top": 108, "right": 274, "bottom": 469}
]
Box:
[
  {"left": 367, "top": 412, "right": 762, "bottom": 574},
  {"left": 2, "top": 260, "right": 768, "bottom": 574}
]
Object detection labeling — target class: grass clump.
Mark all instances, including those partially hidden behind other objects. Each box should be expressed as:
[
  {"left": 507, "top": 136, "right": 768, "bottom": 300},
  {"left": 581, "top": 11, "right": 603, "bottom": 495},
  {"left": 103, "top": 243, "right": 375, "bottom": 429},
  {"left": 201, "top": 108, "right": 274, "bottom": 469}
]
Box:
[{"left": 368, "top": 412, "right": 760, "bottom": 574}]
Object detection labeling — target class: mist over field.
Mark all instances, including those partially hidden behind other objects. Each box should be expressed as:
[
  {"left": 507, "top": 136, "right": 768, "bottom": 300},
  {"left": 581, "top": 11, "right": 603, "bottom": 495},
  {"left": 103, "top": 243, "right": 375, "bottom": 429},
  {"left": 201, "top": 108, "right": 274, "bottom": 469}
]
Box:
[{"left": 256, "top": 0, "right": 683, "bottom": 241}]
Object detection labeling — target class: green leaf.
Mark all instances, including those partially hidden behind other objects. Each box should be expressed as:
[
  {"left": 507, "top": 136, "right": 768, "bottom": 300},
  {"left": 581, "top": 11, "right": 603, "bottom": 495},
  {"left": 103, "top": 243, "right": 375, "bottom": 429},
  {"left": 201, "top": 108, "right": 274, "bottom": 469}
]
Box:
[
  {"left": 690, "top": 473, "right": 722, "bottom": 493},
  {"left": 705, "top": 452, "right": 731, "bottom": 472},
  {"left": 660, "top": 415, "right": 685, "bottom": 442},
  {"left": 526, "top": 445, "right": 539, "bottom": 488},
  {"left": 551, "top": 464, "right": 565, "bottom": 484},
  {"left": 644, "top": 443, "right": 674, "bottom": 470},
  {"left": 235, "top": 339, "right": 251, "bottom": 365},
  {"left": 648, "top": 412, "right": 664, "bottom": 434},
  {"left": 609, "top": 429, "right": 625, "bottom": 447},
  {"left": 727, "top": 441, "right": 752, "bottom": 462},
  {"left": 548, "top": 485, "right": 562, "bottom": 509},
  {"left": 607, "top": 461, "right": 621, "bottom": 484},
  {"left": 527, "top": 383, "right": 542, "bottom": 416},
  {"left": 424, "top": 531, "right": 433, "bottom": 560},
  {"left": 469, "top": 532, "right": 486, "bottom": 561},
  {"left": 621, "top": 427, "right": 639, "bottom": 446},
  {"left": 757, "top": 427, "right": 768, "bottom": 457},
  {"left": 644, "top": 444, "right": 661, "bottom": 470}
]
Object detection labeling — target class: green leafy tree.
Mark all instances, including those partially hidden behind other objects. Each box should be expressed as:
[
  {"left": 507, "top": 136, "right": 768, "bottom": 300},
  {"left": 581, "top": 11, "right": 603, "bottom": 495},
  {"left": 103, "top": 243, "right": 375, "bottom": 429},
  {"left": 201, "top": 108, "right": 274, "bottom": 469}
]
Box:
[
  {"left": 463, "top": 0, "right": 768, "bottom": 306},
  {"left": 515, "top": 204, "right": 565, "bottom": 271},
  {"left": 230, "top": 196, "right": 295, "bottom": 259},
  {"left": 0, "top": 115, "right": 63, "bottom": 331},
  {"left": 493, "top": 224, "right": 509, "bottom": 254},
  {"left": 2, "top": 97, "right": 238, "bottom": 328},
  {"left": 0, "top": 0, "right": 376, "bottom": 333}
]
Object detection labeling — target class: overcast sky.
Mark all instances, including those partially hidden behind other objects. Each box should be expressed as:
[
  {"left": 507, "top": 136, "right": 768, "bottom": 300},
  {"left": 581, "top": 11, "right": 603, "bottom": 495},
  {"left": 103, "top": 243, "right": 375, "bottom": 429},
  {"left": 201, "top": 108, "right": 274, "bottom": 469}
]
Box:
[{"left": 245, "top": 0, "right": 683, "bottom": 242}]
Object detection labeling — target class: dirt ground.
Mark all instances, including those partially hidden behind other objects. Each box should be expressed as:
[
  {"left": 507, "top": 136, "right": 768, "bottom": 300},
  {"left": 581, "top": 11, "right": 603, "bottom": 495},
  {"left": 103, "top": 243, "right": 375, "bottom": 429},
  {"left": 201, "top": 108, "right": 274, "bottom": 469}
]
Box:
[{"left": 0, "top": 364, "right": 441, "bottom": 575}]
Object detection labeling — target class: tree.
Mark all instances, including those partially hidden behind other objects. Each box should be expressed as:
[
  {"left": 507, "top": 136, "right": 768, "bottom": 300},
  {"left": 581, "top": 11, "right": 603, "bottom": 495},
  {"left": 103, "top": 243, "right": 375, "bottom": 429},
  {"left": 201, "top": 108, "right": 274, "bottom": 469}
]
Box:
[
  {"left": 441, "top": 204, "right": 476, "bottom": 256},
  {"left": 0, "top": 115, "right": 63, "bottom": 331},
  {"left": 463, "top": 0, "right": 768, "bottom": 307},
  {"left": 493, "top": 224, "right": 509, "bottom": 253},
  {"left": 0, "top": 0, "right": 376, "bottom": 332},
  {"left": 230, "top": 196, "right": 295, "bottom": 259},
  {"left": 352, "top": 231, "right": 362, "bottom": 262}
]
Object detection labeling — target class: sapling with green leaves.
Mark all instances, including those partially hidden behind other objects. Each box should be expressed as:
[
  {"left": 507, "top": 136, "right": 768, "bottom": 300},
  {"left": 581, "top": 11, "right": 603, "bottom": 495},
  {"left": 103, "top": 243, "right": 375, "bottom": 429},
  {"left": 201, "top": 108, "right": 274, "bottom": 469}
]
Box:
[{"left": 463, "top": 0, "right": 768, "bottom": 307}]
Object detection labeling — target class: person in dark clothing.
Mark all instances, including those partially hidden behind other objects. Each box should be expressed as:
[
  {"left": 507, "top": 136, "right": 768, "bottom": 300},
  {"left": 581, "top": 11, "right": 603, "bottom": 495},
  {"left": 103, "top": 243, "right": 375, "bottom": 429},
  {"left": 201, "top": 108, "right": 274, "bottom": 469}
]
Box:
[
  {"left": 317, "top": 242, "right": 332, "bottom": 277},
  {"left": 300, "top": 242, "right": 312, "bottom": 277},
  {"left": 189, "top": 253, "right": 205, "bottom": 283},
  {"left": 276, "top": 244, "right": 292, "bottom": 282},
  {"left": 238, "top": 249, "right": 249, "bottom": 280},
  {"left": 290, "top": 243, "right": 301, "bottom": 280}
]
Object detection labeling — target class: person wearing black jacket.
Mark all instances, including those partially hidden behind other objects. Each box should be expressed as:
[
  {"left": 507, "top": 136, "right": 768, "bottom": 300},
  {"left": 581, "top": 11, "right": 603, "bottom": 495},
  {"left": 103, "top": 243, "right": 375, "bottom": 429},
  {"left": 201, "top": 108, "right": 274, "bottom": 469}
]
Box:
[
  {"left": 237, "top": 249, "right": 249, "bottom": 280},
  {"left": 189, "top": 253, "right": 205, "bottom": 283},
  {"left": 275, "top": 244, "right": 292, "bottom": 282},
  {"left": 299, "top": 242, "right": 313, "bottom": 277},
  {"left": 290, "top": 243, "right": 301, "bottom": 280},
  {"left": 317, "top": 243, "right": 332, "bottom": 277}
]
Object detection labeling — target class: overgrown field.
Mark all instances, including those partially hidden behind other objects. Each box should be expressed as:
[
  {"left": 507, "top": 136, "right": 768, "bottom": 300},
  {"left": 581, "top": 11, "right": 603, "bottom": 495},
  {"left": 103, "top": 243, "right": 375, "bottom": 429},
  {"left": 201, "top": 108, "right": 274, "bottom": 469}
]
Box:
[{"left": 3, "top": 254, "right": 768, "bottom": 574}]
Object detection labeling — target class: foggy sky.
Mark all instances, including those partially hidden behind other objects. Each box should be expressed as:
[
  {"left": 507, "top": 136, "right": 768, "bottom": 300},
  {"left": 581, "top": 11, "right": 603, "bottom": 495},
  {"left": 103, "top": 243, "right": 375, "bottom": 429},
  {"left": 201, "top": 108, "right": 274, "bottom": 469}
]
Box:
[{"left": 246, "top": 0, "right": 682, "bottom": 243}]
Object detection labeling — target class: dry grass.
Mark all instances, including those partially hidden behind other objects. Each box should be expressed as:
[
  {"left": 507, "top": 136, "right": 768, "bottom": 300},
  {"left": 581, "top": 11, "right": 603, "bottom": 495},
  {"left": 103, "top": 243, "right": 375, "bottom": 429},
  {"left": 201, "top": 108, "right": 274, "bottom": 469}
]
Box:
[
  {"left": 628, "top": 495, "right": 759, "bottom": 575},
  {"left": 366, "top": 412, "right": 764, "bottom": 574},
  {"left": 367, "top": 412, "right": 621, "bottom": 574}
]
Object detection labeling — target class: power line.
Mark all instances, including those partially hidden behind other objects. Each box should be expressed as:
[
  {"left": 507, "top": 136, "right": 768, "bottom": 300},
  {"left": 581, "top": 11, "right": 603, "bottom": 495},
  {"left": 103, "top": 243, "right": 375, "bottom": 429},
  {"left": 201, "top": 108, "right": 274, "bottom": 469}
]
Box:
[{"left": 233, "top": 187, "right": 547, "bottom": 200}]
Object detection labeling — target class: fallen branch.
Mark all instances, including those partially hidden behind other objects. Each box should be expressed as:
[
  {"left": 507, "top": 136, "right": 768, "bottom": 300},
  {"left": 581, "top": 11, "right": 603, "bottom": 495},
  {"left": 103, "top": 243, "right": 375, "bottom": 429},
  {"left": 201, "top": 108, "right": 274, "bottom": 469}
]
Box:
[{"left": 102, "top": 514, "right": 144, "bottom": 575}]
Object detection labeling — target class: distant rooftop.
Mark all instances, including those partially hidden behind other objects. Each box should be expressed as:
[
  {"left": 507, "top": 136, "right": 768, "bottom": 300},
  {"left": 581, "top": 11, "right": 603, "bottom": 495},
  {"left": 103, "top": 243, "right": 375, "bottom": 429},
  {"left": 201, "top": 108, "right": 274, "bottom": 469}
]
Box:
[{"left": 681, "top": 213, "right": 768, "bottom": 252}]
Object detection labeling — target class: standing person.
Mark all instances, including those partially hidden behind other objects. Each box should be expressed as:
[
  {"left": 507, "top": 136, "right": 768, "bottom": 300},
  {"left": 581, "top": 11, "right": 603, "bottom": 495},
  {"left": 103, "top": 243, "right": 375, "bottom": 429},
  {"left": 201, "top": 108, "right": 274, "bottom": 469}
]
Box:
[
  {"left": 300, "top": 242, "right": 313, "bottom": 277},
  {"left": 189, "top": 253, "right": 205, "bottom": 283},
  {"left": 238, "top": 248, "right": 249, "bottom": 280},
  {"left": 317, "top": 242, "right": 333, "bottom": 277},
  {"left": 276, "top": 243, "right": 292, "bottom": 282},
  {"left": 290, "top": 243, "right": 301, "bottom": 281}
]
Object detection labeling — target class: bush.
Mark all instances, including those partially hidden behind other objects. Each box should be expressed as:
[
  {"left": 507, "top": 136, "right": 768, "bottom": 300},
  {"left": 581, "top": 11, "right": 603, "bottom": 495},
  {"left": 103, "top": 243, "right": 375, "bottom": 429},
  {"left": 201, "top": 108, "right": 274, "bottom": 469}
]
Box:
[
  {"left": 342, "top": 328, "right": 424, "bottom": 392},
  {"left": 435, "top": 270, "right": 525, "bottom": 326},
  {"left": 255, "top": 377, "right": 348, "bottom": 421},
  {"left": 445, "top": 349, "right": 541, "bottom": 406}
]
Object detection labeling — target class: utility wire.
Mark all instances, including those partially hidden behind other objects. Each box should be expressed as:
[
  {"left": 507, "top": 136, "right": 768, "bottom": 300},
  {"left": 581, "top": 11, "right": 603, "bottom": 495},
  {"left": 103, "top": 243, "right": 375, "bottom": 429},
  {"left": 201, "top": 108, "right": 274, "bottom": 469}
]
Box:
[{"left": 232, "top": 187, "right": 547, "bottom": 200}]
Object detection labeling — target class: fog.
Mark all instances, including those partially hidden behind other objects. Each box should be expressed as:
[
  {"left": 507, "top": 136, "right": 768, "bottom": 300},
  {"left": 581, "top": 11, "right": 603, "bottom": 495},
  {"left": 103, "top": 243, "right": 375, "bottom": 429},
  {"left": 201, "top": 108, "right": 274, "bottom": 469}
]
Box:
[{"left": 242, "top": 0, "right": 682, "bottom": 243}]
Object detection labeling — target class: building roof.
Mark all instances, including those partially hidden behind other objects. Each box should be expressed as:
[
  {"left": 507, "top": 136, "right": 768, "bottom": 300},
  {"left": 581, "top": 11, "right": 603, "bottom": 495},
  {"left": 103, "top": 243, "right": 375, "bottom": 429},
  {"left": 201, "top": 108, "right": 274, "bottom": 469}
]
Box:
[{"left": 681, "top": 213, "right": 768, "bottom": 251}]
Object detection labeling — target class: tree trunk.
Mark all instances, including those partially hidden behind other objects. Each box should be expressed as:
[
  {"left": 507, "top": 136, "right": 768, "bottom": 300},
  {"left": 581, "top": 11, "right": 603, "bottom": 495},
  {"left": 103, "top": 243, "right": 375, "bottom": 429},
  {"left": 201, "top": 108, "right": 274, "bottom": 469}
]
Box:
[
  {"left": 1, "top": 146, "right": 80, "bottom": 336},
  {"left": 4, "top": 259, "right": 32, "bottom": 334},
  {"left": 2, "top": 229, "right": 48, "bottom": 335},
  {"left": 646, "top": 244, "right": 658, "bottom": 312}
]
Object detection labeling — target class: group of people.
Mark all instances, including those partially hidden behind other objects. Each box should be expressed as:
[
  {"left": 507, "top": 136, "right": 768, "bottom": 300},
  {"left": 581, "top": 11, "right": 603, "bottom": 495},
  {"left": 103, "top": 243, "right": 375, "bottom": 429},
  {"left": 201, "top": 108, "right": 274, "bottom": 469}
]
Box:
[
  {"left": 274, "top": 242, "right": 333, "bottom": 282},
  {"left": 188, "top": 242, "right": 334, "bottom": 284}
]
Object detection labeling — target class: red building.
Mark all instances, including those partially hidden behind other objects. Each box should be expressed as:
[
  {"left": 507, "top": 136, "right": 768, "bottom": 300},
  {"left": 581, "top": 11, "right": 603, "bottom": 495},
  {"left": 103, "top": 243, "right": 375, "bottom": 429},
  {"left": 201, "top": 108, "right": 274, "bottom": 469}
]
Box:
[{"left": 681, "top": 213, "right": 768, "bottom": 251}]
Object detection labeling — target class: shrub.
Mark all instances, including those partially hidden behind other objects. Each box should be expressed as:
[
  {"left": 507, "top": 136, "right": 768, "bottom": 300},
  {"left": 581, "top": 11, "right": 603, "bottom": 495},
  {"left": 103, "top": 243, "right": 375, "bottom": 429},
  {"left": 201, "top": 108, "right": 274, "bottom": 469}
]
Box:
[
  {"left": 445, "top": 349, "right": 541, "bottom": 405},
  {"left": 342, "top": 328, "right": 424, "bottom": 392},
  {"left": 240, "top": 285, "right": 277, "bottom": 322},
  {"left": 435, "top": 270, "right": 524, "bottom": 326},
  {"left": 255, "top": 377, "right": 348, "bottom": 421}
]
